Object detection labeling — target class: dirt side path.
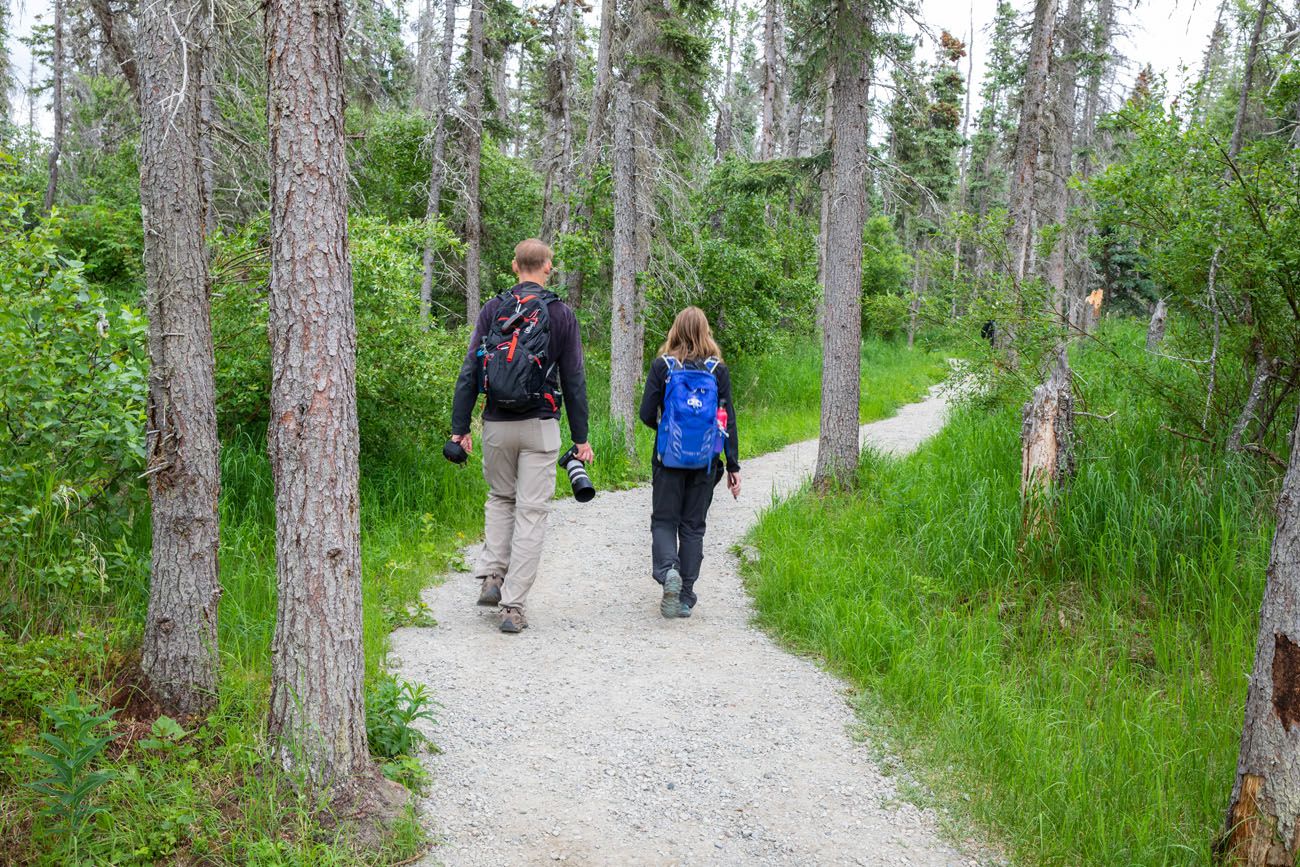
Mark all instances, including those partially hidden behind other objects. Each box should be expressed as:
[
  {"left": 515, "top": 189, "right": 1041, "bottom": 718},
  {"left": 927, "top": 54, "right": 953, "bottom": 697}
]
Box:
[{"left": 392, "top": 384, "right": 977, "bottom": 866}]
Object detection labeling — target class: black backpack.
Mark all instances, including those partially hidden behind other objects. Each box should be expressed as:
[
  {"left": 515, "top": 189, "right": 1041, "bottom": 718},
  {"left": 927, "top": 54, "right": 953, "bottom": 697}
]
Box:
[{"left": 479, "top": 287, "right": 560, "bottom": 413}]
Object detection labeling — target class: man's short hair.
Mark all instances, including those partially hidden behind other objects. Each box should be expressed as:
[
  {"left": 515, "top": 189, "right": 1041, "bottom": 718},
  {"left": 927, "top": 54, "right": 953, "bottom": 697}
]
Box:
[{"left": 514, "top": 239, "right": 553, "bottom": 273}]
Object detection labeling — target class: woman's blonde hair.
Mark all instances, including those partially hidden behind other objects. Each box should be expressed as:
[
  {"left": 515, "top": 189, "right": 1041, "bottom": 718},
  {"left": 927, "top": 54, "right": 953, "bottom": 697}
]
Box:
[{"left": 657, "top": 306, "right": 722, "bottom": 363}]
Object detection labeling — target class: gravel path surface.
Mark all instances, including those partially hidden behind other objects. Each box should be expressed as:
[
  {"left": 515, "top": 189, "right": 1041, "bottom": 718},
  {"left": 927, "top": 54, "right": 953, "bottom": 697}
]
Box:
[{"left": 391, "top": 384, "right": 977, "bottom": 866}]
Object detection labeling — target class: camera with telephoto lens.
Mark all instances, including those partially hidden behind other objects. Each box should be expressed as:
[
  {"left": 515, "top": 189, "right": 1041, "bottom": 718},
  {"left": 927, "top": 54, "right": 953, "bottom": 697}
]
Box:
[
  {"left": 443, "top": 438, "right": 469, "bottom": 464},
  {"left": 559, "top": 446, "right": 595, "bottom": 503}
]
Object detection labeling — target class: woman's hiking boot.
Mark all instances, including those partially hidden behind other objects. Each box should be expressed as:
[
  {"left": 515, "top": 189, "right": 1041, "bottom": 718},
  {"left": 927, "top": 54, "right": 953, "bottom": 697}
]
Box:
[
  {"left": 499, "top": 605, "right": 528, "bottom": 633},
  {"left": 678, "top": 602, "right": 692, "bottom": 618},
  {"left": 477, "top": 574, "right": 504, "bottom": 606},
  {"left": 661, "top": 569, "right": 682, "bottom": 619}
]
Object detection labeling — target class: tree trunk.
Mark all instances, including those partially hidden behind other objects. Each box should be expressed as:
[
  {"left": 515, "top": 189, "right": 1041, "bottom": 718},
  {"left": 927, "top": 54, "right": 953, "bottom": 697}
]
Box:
[
  {"left": 419, "top": 0, "right": 458, "bottom": 328},
  {"left": 1229, "top": 342, "right": 1275, "bottom": 454},
  {"left": 265, "top": 0, "right": 370, "bottom": 790},
  {"left": 813, "top": 0, "right": 871, "bottom": 490},
  {"left": 713, "top": 0, "right": 739, "bottom": 162},
  {"left": 609, "top": 79, "right": 641, "bottom": 452},
  {"left": 1045, "top": 0, "right": 1080, "bottom": 322},
  {"left": 563, "top": 0, "right": 616, "bottom": 307},
  {"left": 88, "top": 0, "right": 140, "bottom": 99},
  {"left": 1203, "top": 0, "right": 1268, "bottom": 432},
  {"left": 541, "top": 0, "right": 576, "bottom": 246},
  {"left": 42, "top": 0, "right": 65, "bottom": 214},
  {"left": 414, "top": 0, "right": 434, "bottom": 113},
  {"left": 1223, "top": 404, "right": 1300, "bottom": 865},
  {"left": 759, "top": 0, "right": 778, "bottom": 161},
  {"left": 1004, "top": 0, "right": 1057, "bottom": 293},
  {"left": 950, "top": 15, "right": 975, "bottom": 316},
  {"left": 1020, "top": 348, "right": 1075, "bottom": 505},
  {"left": 815, "top": 67, "right": 835, "bottom": 295},
  {"left": 463, "top": 0, "right": 486, "bottom": 323},
  {"left": 138, "top": 0, "right": 221, "bottom": 719},
  {"left": 1145, "top": 298, "right": 1167, "bottom": 351}
]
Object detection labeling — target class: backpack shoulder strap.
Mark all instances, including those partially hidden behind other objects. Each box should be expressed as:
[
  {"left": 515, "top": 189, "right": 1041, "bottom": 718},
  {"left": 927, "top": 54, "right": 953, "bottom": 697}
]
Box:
[
  {"left": 661, "top": 354, "right": 680, "bottom": 374},
  {"left": 703, "top": 356, "right": 721, "bottom": 374}
]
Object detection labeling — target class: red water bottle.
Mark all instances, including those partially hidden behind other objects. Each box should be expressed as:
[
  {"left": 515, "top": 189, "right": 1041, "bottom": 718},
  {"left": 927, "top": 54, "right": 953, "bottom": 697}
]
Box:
[{"left": 715, "top": 405, "right": 728, "bottom": 456}]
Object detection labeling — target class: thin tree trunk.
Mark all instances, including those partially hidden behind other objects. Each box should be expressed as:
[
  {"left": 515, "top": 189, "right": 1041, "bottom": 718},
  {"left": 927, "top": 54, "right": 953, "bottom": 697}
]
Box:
[
  {"left": 88, "top": 0, "right": 140, "bottom": 99},
  {"left": 138, "top": 0, "right": 221, "bottom": 719},
  {"left": 42, "top": 0, "right": 64, "bottom": 214},
  {"left": 1203, "top": 0, "right": 1268, "bottom": 433},
  {"left": 1224, "top": 404, "right": 1300, "bottom": 865},
  {"left": 813, "top": 0, "right": 871, "bottom": 490},
  {"left": 1195, "top": 0, "right": 1228, "bottom": 125},
  {"left": 609, "top": 79, "right": 640, "bottom": 451},
  {"left": 1229, "top": 342, "right": 1275, "bottom": 454},
  {"left": 1004, "top": 0, "right": 1057, "bottom": 296},
  {"left": 714, "top": 0, "right": 739, "bottom": 162},
  {"left": 816, "top": 68, "right": 835, "bottom": 294},
  {"left": 541, "top": 0, "right": 576, "bottom": 246},
  {"left": 951, "top": 13, "right": 974, "bottom": 318},
  {"left": 1046, "top": 0, "right": 1079, "bottom": 321},
  {"left": 564, "top": 0, "right": 616, "bottom": 307},
  {"left": 265, "top": 0, "right": 370, "bottom": 791},
  {"left": 463, "top": 0, "right": 486, "bottom": 323},
  {"left": 420, "top": 0, "right": 458, "bottom": 328},
  {"left": 759, "top": 0, "right": 778, "bottom": 161}
]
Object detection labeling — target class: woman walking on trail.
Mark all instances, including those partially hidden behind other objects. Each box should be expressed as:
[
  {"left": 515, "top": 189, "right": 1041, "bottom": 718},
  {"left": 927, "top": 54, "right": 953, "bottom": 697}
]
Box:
[{"left": 639, "top": 307, "right": 742, "bottom": 619}]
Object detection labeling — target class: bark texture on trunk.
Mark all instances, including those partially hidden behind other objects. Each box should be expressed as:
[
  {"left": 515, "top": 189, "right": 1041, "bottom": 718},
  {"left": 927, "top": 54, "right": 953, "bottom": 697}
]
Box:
[
  {"left": 265, "top": 0, "right": 369, "bottom": 789},
  {"left": 43, "top": 0, "right": 65, "bottom": 213},
  {"left": 759, "top": 0, "right": 778, "bottom": 160},
  {"left": 563, "top": 0, "right": 616, "bottom": 307},
  {"left": 1004, "top": 0, "right": 1056, "bottom": 292},
  {"left": 713, "top": 0, "right": 739, "bottom": 162},
  {"left": 813, "top": 0, "right": 871, "bottom": 490},
  {"left": 89, "top": 0, "right": 140, "bottom": 98},
  {"left": 1020, "top": 349, "right": 1075, "bottom": 501},
  {"left": 1229, "top": 342, "right": 1275, "bottom": 454},
  {"left": 1224, "top": 405, "right": 1300, "bottom": 865},
  {"left": 138, "top": 0, "right": 221, "bottom": 718},
  {"left": 420, "top": 0, "right": 458, "bottom": 328},
  {"left": 541, "top": 0, "right": 576, "bottom": 246},
  {"left": 1045, "top": 0, "right": 1079, "bottom": 320},
  {"left": 1145, "top": 298, "right": 1168, "bottom": 351},
  {"left": 609, "top": 79, "right": 643, "bottom": 452},
  {"left": 462, "top": 0, "right": 486, "bottom": 323}
]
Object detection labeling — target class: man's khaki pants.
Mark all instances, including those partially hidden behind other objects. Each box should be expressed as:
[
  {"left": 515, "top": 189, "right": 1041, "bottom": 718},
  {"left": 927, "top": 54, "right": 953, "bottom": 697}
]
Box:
[{"left": 479, "top": 418, "right": 561, "bottom": 611}]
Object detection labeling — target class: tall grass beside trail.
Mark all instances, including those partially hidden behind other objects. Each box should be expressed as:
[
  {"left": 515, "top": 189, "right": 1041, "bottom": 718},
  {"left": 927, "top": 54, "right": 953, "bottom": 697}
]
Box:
[{"left": 745, "top": 321, "right": 1280, "bottom": 865}]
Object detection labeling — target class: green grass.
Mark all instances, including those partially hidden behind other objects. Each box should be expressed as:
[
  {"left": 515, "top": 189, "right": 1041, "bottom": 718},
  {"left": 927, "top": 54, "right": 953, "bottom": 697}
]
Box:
[{"left": 745, "top": 321, "right": 1280, "bottom": 865}]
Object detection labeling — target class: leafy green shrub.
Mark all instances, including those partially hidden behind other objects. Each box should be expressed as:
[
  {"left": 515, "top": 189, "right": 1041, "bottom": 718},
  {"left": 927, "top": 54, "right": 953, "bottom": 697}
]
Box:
[
  {"left": 22, "top": 691, "right": 118, "bottom": 844},
  {"left": 365, "top": 675, "right": 437, "bottom": 760},
  {"left": 0, "top": 181, "right": 148, "bottom": 628},
  {"left": 861, "top": 294, "right": 909, "bottom": 339},
  {"left": 210, "top": 215, "right": 465, "bottom": 449}
]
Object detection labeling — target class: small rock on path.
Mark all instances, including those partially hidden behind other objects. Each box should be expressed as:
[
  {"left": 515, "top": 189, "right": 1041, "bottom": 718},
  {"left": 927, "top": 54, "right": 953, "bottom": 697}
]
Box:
[{"left": 391, "top": 383, "right": 980, "bottom": 866}]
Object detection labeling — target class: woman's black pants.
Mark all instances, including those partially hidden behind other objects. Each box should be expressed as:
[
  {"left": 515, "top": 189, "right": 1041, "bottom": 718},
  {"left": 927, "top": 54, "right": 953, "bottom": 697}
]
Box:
[{"left": 650, "top": 462, "right": 721, "bottom": 608}]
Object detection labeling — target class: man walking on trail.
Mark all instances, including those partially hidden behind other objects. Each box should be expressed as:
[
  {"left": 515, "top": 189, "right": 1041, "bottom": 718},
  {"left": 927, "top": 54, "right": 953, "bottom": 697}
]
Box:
[{"left": 450, "top": 239, "right": 593, "bottom": 633}]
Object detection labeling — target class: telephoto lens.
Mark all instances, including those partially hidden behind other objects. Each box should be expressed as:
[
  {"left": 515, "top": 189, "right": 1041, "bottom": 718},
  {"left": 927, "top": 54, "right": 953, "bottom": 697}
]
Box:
[
  {"left": 558, "top": 446, "right": 595, "bottom": 503},
  {"left": 443, "top": 438, "right": 469, "bottom": 464}
]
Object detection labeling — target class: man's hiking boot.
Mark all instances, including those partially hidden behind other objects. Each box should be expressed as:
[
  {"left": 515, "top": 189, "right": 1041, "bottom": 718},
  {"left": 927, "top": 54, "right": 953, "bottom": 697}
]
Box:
[
  {"left": 477, "top": 574, "right": 504, "bottom": 607},
  {"left": 679, "top": 602, "right": 693, "bottom": 618},
  {"left": 499, "top": 606, "right": 528, "bottom": 633},
  {"left": 661, "top": 569, "right": 682, "bottom": 619}
]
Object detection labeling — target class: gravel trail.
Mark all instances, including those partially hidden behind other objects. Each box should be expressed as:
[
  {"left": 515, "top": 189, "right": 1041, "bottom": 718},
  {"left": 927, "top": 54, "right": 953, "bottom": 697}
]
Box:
[{"left": 391, "top": 384, "right": 975, "bottom": 866}]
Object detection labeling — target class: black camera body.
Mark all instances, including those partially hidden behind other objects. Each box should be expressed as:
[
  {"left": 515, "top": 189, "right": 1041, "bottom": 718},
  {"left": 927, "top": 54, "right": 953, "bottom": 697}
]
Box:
[
  {"left": 559, "top": 446, "right": 595, "bottom": 503},
  {"left": 443, "top": 438, "right": 469, "bottom": 464}
]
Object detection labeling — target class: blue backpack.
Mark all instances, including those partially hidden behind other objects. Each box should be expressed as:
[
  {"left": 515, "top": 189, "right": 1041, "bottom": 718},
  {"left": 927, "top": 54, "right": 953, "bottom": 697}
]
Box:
[{"left": 657, "top": 355, "right": 721, "bottom": 470}]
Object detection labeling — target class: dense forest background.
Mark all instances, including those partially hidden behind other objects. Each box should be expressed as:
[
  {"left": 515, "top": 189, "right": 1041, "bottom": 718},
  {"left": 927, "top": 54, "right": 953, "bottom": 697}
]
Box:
[{"left": 2, "top": 0, "right": 1299, "bottom": 861}]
